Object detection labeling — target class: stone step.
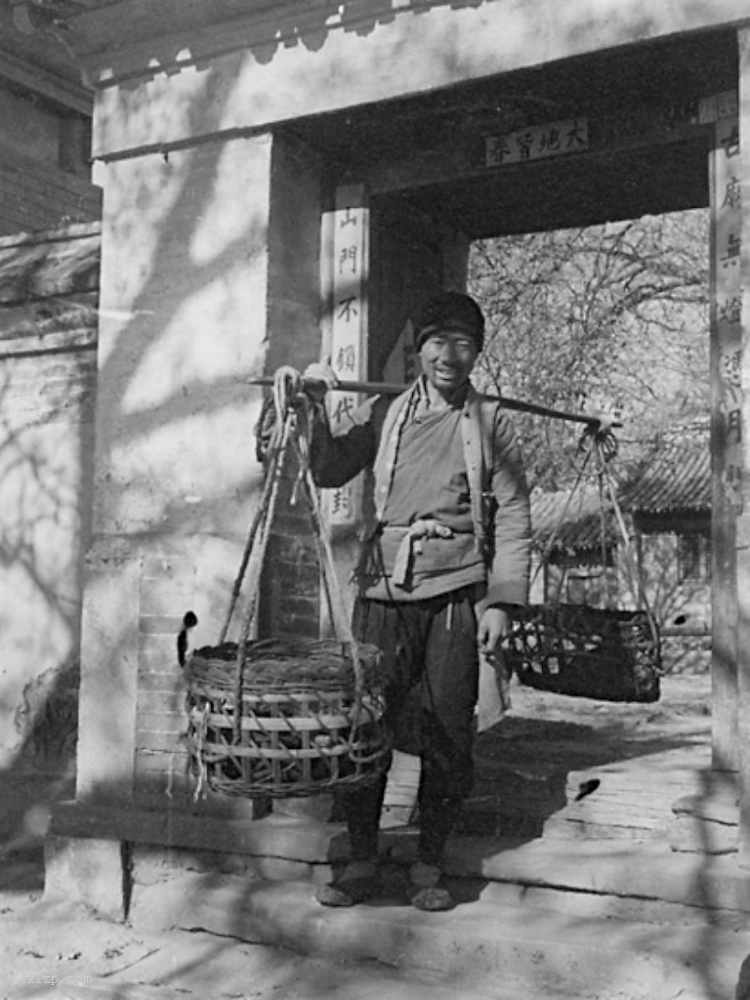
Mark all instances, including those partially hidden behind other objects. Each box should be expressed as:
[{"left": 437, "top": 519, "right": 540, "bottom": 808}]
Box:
[
  {"left": 442, "top": 835, "right": 750, "bottom": 917},
  {"left": 375, "top": 830, "right": 750, "bottom": 928},
  {"left": 49, "top": 799, "right": 749, "bottom": 927},
  {"left": 45, "top": 806, "right": 750, "bottom": 999},
  {"left": 129, "top": 869, "right": 749, "bottom": 1000}
]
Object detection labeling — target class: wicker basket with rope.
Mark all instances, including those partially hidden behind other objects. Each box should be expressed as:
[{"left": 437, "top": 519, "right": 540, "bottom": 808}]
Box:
[
  {"left": 184, "top": 368, "right": 390, "bottom": 799},
  {"left": 501, "top": 424, "right": 662, "bottom": 703}
]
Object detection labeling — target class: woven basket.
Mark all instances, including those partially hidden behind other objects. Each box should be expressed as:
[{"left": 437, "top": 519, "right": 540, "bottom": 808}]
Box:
[
  {"left": 185, "top": 637, "right": 390, "bottom": 798},
  {"left": 503, "top": 604, "right": 661, "bottom": 703}
]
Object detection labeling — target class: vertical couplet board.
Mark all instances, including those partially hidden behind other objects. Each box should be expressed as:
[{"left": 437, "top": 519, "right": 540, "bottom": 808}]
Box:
[
  {"left": 320, "top": 184, "right": 369, "bottom": 628},
  {"left": 710, "top": 105, "right": 743, "bottom": 774},
  {"left": 738, "top": 29, "right": 750, "bottom": 864},
  {"left": 325, "top": 185, "right": 369, "bottom": 525}
]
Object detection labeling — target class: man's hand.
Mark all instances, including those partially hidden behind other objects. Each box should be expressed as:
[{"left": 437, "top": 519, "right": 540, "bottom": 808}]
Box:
[
  {"left": 302, "top": 360, "right": 338, "bottom": 403},
  {"left": 477, "top": 606, "right": 509, "bottom": 658}
]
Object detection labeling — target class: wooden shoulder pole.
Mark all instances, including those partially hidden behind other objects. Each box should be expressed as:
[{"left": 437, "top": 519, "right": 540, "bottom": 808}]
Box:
[{"left": 247, "top": 376, "right": 620, "bottom": 430}]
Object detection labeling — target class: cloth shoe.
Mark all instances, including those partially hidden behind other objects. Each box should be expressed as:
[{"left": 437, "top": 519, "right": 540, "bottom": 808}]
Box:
[
  {"left": 316, "top": 860, "right": 380, "bottom": 908},
  {"left": 408, "top": 861, "right": 455, "bottom": 912}
]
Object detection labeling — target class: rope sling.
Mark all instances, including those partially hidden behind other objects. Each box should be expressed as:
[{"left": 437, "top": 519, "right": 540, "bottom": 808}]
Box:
[
  {"left": 184, "top": 368, "right": 390, "bottom": 799},
  {"left": 502, "top": 424, "right": 662, "bottom": 703}
]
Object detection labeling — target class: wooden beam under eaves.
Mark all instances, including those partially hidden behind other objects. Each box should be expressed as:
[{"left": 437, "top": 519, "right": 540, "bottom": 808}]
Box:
[{"left": 0, "top": 46, "right": 93, "bottom": 115}]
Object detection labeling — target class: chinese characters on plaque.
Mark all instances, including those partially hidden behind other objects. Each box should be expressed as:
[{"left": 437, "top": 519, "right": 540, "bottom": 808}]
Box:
[
  {"left": 484, "top": 94, "right": 737, "bottom": 172},
  {"left": 485, "top": 118, "right": 588, "bottom": 167}
]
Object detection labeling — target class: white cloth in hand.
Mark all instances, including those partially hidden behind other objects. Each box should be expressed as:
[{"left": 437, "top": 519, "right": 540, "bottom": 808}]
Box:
[{"left": 302, "top": 361, "right": 339, "bottom": 401}]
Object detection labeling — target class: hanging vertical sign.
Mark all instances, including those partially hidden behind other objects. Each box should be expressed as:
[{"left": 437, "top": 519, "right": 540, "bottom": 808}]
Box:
[
  {"left": 713, "top": 114, "right": 743, "bottom": 513},
  {"left": 324, "top": 185, "right": 368, "bottom": 527}
]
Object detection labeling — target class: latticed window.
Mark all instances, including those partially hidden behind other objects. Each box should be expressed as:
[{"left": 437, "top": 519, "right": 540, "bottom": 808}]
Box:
[
  {"left": 677, "top": 533, "right": 710, "bottom": 582},
  {"left": 566, "top": 569, "right": 607, "bottom": 607}
]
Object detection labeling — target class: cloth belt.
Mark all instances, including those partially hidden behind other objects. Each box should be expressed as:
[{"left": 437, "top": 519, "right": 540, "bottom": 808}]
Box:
[{"left": 391, "top": 519, "right": 454, "bottom": 588}]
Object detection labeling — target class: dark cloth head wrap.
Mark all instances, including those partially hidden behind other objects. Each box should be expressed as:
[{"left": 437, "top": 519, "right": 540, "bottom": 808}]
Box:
[{"left": 415, "top": 291, "right": 485, "bottom": 352}]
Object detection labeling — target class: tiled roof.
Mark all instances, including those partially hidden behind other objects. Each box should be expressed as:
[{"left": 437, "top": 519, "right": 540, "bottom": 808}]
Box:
[
  {"left": 531, "top": 487, "right": 620, "bottom": 553},
  {"left": 531, "top": 440, "right": 710, "bottom": 552},
  {"left": 0, "top": 224, "right": 100, "bottom": 307},
  {"left": 620, "top": 444, "right": 710, "bottom": 514}
]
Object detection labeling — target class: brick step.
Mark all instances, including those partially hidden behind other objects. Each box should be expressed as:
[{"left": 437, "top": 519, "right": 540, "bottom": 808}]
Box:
[
  {"left": 46, "top": 801, "right": 750, "bottom": 999},
  {"left": 395, "top": 830, "right": 750, "bottom": 927},
  {"left": 49, "top": 802, "right": 746, "bottom": 924},
  {"left": 463, "top": 749, "right": 719, "bottom": 841}
]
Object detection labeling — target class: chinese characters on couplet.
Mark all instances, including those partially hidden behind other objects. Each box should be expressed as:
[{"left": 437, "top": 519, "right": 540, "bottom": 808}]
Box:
[
  {"left": 725, "top": 408, "right": 742, "bottom": 445},
  {"left": 339, "top": 206, "right": 358, "bottom": 228},
  {"left": 723, "top": 462, "right": 743, "bottom": 511},
  {"left": 722, "top": 176, "right": 741, "bottom": 210},
  {"left": 330, "top": 197, "right": 365, "bottom": 389},
  {"left": 719, "top": 177, "right": 742, "bottom": 272},
  {"left": 485, "top": 118, "right": 588, "bottom": 167},
  {"left": 333, "top": 344, "right": 358, "bottom": 376},
  {"left": 331, "top": 395, "right": 356, "bottom": 425},
  {"left": 719, "top": 296, "right": 742, "bottom": 328},
  {"left": 336, "top": 297, "right": 359, "bottom": 324},
  {"left": 721, "top": 124, "right": 740, "bottom": 160},
  {"left": 326, "top": 190, "right": 368, "bottom": 527},
  {"left": 339, "top": 246, "right": 358, "bottom": 275},
  {"left": 720, "top": 346, "right": 742, "bottom": 404},
  {"left": 720, "top": 233, "right": 741, "bottom": 270},
  {"left": 713, "top": 115, "right": 743, "bottom": 513}
]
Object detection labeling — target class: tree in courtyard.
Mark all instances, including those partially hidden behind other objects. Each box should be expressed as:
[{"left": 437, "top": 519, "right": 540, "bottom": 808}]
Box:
[{"left": 468, "top": 210, "right": 710, "bottom": 492}]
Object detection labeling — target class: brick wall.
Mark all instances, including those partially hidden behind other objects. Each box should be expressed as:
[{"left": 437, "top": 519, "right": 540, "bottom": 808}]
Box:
[
  {"left": 0, "top": 224, "right": 100, "bottom": 761},
  {"left": 134, "top": 552, "right": 195, "bottom": 808},
  {"left": 2, "top": 332, "right": 97, "bottom": 422},
  {"left": 131, "top": 466, "right": 324, "bottom": 808},
  {"left": 259, "top": 134, "right": 328, "bottom": 641},
  {"left": 0, "top": 150, "right": 102, "bottom": 237},
  {"left": 256, "top": 454, "right": 324, "bottom": 641}
]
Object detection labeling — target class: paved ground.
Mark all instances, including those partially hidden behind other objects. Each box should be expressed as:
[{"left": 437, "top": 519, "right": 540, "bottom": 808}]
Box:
[
  {"left": 0, "top": 671, "right": 719, "bottom": 1000},
  {"left": 3, "top": 862, "right": 482, "bottom": 1000}
]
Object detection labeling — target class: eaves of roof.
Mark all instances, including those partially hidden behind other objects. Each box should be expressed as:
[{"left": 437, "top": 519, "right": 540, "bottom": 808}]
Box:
[
  {"left": 531, "top": 487, "right": 619, "bottom": 553},
  {"left": 620, "top": 445, "right": 710, "bottom": 514},
  {"left": 531, "top": 441, "right": 710, "bottom": 552}
]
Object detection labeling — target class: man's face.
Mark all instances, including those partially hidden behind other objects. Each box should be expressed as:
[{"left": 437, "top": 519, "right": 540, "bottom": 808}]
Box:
[{"left": 419, "top": 327, "right": 479, "bottom": 396}]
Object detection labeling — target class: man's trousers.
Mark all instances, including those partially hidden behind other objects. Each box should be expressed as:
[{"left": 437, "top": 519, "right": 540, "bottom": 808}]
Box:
[{"left": 342, "top": 585, "right": 480, "bottom": 865}]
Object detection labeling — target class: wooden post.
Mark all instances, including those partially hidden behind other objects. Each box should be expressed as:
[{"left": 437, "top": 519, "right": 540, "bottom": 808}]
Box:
[{"left": 737, "top": 28, "right": 750, "bottom": 865}]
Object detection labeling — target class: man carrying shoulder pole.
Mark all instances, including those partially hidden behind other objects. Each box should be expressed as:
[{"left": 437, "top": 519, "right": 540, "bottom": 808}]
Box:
[{"left": 299, "top": 290, "right": 531, "bottom": 912}]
